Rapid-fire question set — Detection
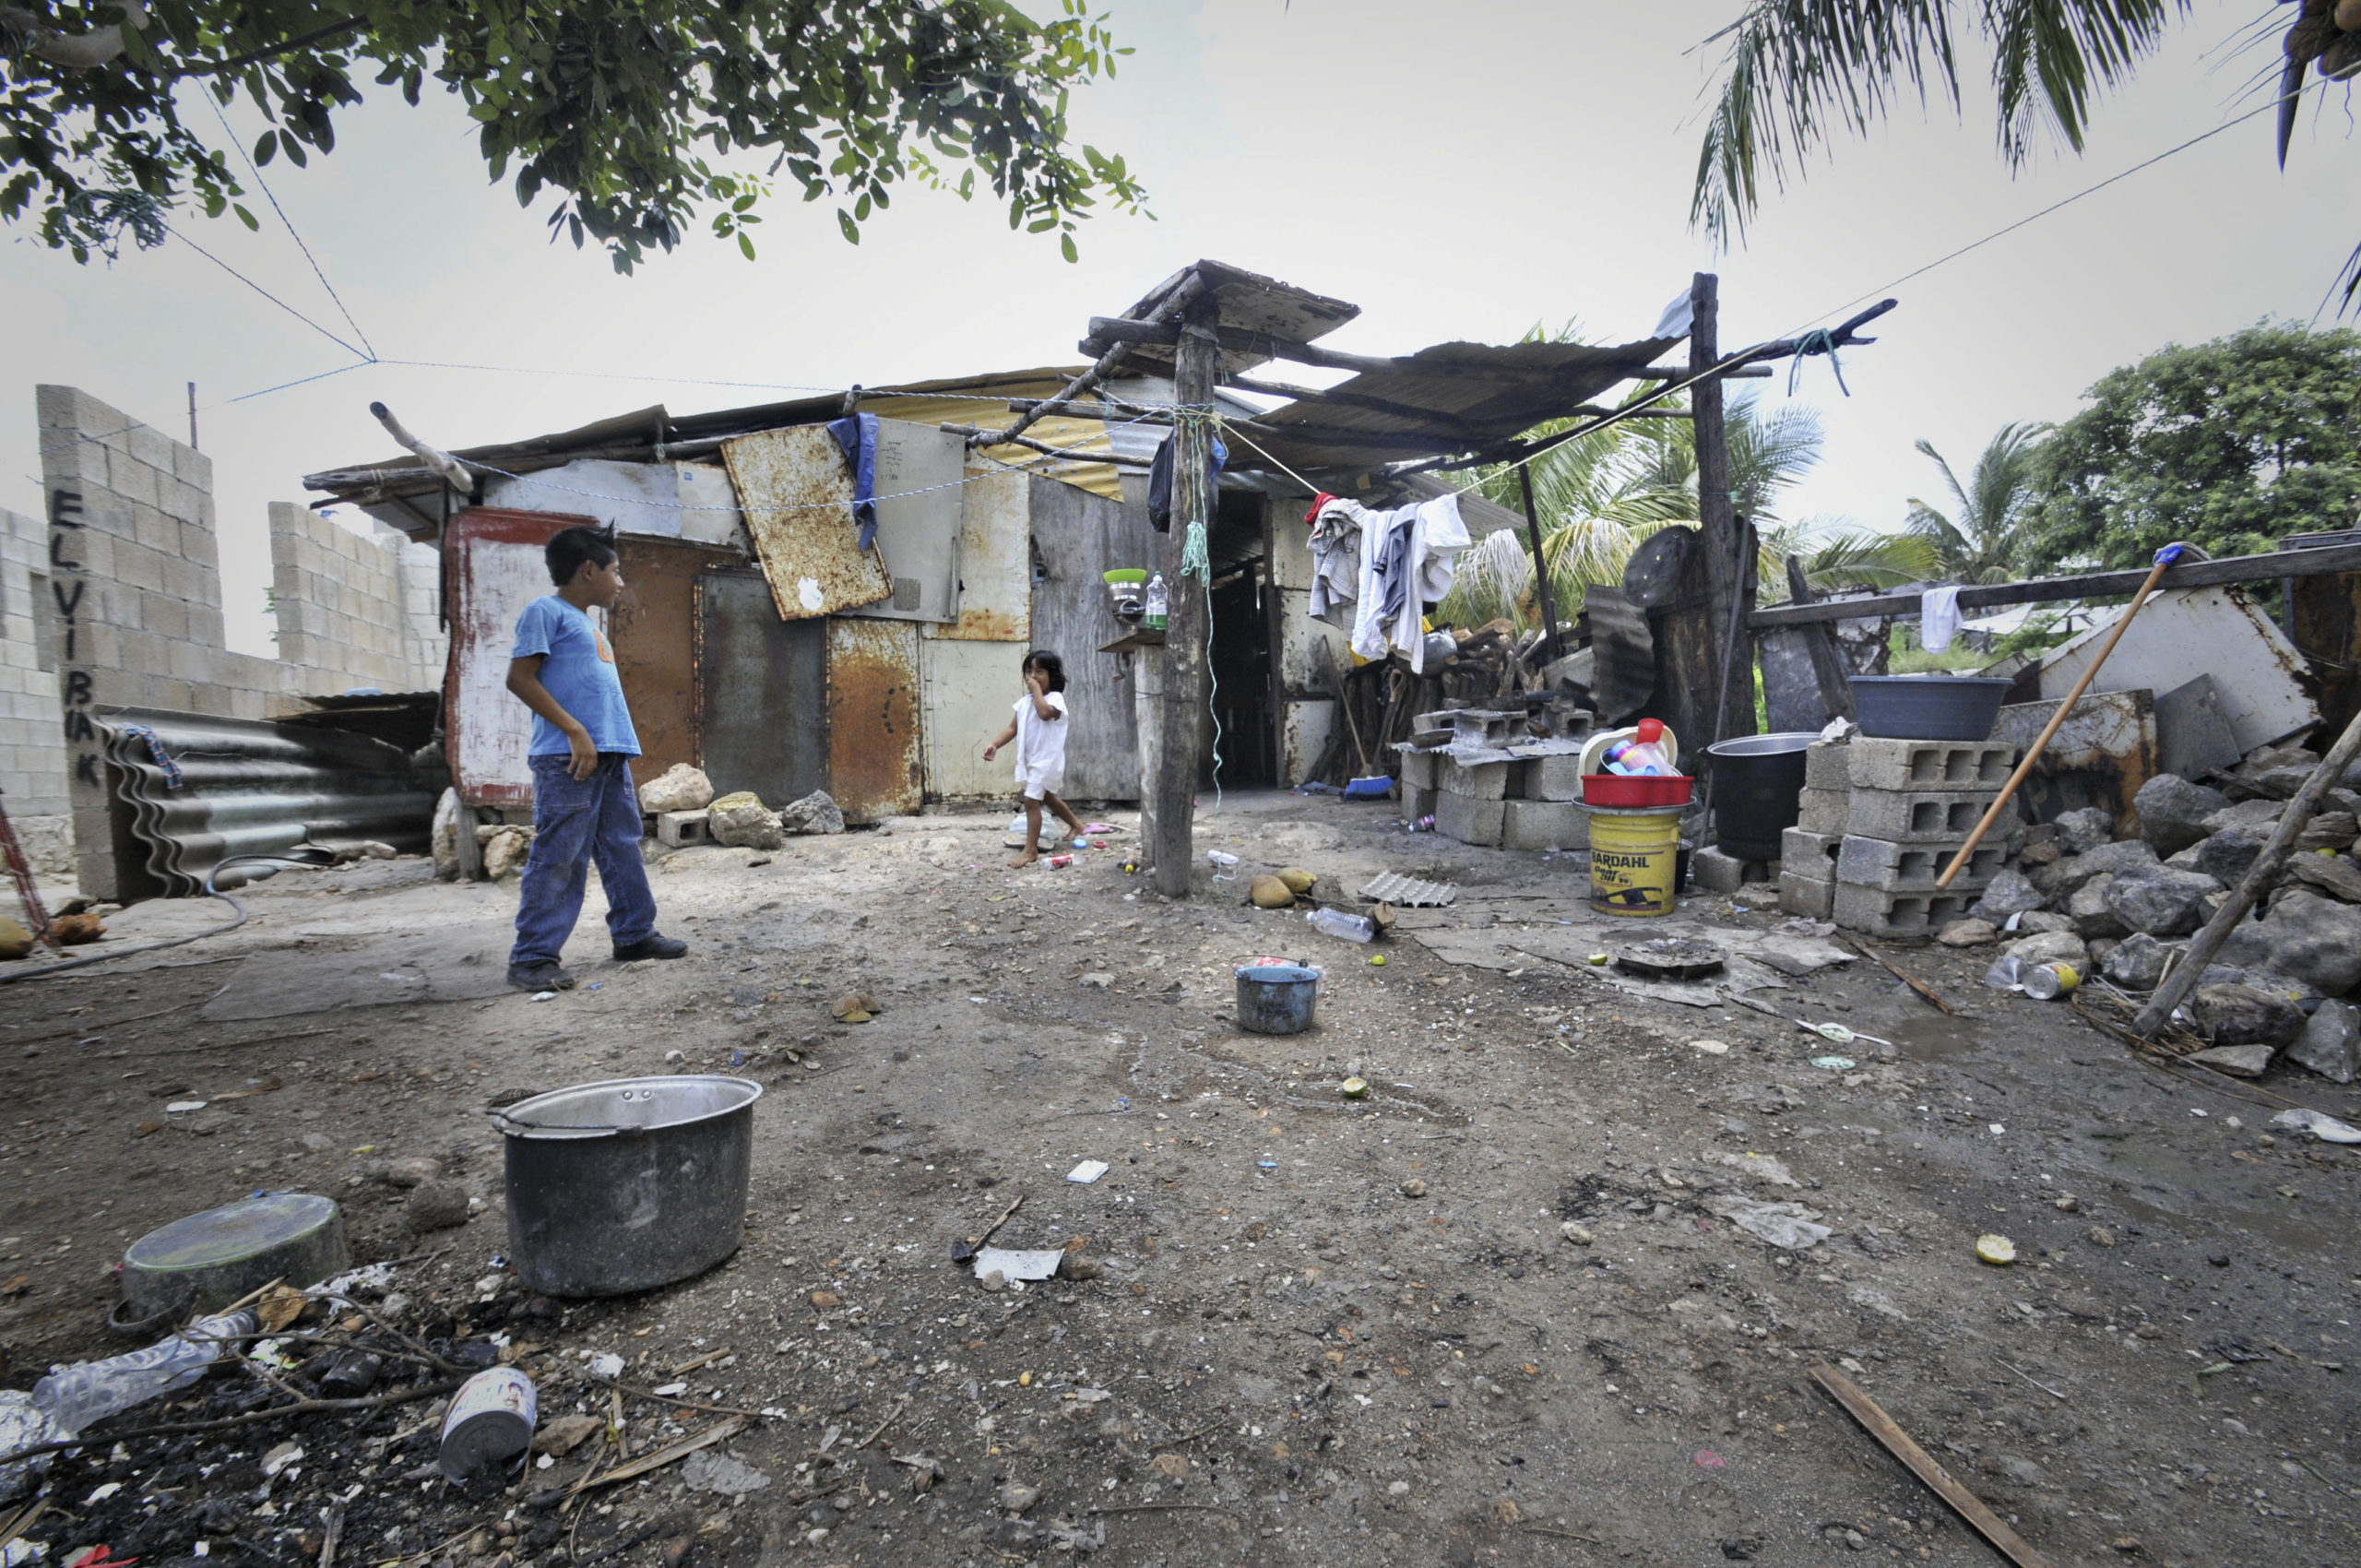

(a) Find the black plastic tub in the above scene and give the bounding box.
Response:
[493,1075,761,1297]
[1704,731,1817,861]
[1850,675,2014,741]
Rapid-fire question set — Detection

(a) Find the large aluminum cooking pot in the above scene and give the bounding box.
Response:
[491,1075,761,1297]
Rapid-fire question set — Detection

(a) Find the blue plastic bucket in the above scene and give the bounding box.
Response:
[1235,965,1320,1034]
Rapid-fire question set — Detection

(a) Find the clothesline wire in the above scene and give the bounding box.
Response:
[160,222,368,360]
[207,96,376,361]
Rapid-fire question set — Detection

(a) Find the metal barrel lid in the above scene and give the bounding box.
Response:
[123,1192,342,1277]
[490,1075,764,1141]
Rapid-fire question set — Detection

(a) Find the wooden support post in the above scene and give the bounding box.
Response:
[1152,294,1220,898]
[1517,466,1563,662]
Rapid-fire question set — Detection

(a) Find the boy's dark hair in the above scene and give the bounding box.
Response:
[1024,648,1067,695]
[547,525,618,586]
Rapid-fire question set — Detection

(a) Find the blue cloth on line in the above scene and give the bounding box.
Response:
[828,412,880,551]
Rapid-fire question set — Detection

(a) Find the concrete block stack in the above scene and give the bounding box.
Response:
[1502,750,1587,851]
[1781,736,2018,936]
[1396,708,1590,850]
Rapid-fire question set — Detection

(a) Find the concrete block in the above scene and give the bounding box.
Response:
[1834,834,2005,892]
[1781,826,1843,873]
[1778,871,1834,921]
[1402,784,1438,824]
[105,447,160,509]
[127,422,174,474]
[1833,882,1976,939]
[1502,798,1586,851]
[1797,786,1850,837]
[1844,787,2002,843]
[1694,844,1775,893]
[656,808,711,848]
[1520,752,1586,802]
[1434,790,1504,847]
[1846,737,2016,791]
[1437,754,1510,801]
[1804,741,1849,792]
[1398,748,1437,790]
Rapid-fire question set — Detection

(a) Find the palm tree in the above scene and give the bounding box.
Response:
[1904,422,2048,584]
[1687,4,2361,305]
[1757,518,1939,602]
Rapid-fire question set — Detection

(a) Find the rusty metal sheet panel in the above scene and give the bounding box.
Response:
[841,420,963,624]
[827,618,922,820]
[2033,587,2315,754]
[696,569,827,805]
[1992,689,2158,826]
[723,424,892,619]
[614,535,743,787]
[445,507,598,808]
[925,466,1031,643]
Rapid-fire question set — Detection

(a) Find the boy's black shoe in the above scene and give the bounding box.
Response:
[508,961,577,992]
[613,933,688,962]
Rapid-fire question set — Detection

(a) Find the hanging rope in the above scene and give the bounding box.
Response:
[1175,407,1218,581]
[1786,327,1849,398]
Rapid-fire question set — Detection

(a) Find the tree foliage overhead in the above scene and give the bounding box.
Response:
[0,0,1148,271]
[2023,321,2361,572]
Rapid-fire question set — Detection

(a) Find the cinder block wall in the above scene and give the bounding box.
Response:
[268,502,447,693]
[25,385,448,897]
[0,506,72,880]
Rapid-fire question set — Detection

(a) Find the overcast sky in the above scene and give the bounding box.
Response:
[5,1,2355,657]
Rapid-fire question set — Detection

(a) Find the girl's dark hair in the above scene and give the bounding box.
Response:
[547,525,618,586]
[1023,648,1067,694]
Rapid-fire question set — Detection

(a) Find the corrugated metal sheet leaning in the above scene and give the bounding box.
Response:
[99,707,437,895]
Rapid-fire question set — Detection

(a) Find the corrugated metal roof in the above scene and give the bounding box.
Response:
[99,707,436,896]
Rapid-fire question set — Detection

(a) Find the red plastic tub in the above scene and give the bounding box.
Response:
[1581,773,1694,808]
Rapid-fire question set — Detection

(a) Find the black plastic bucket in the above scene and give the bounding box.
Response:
[1704,731,1817,861]
[1849,676,2013,741]
[493,1075,761,1297]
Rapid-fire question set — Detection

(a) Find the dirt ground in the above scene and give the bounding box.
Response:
[2,790,2356,1568]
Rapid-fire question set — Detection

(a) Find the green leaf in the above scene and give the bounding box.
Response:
[1060,230,1077,263]
[253,131,278,167]
[837,208,860,244]
[232,203,259,231]
[738,231,756,260]
[281,137,307,168]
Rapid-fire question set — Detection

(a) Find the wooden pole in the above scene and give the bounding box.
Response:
[1811,1365,2058,1568]
[2132,696,2361,1037]
[1936,548,2182,888]
[995,275,1204,452]
[1152,293,1220,898]
[1516,465,1563,662]
[187,381,198,451]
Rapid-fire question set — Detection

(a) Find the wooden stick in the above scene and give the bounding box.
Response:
[1938,548,2183,889]
[6,1380,459,1458]
[317,1503,344,1568]
[565,1417,747,1497]
[2132,695,2361,1037]
[853,1394,910,1451]
[994,274,1203,450]
[668,1348,731,1377]
[1810,1363,2058,1568]
[1839,935,1954,1016]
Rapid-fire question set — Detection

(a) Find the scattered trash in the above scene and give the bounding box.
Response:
[1207,850,1240,881]
[31,1308,256,1438]
[1796,1021,1892,1050]
[1085,823,1119,836]
[1691,1039,1730,1055]
[1691,1450,1727,1469]
[1305,909,1376,943]
[972,1248,1062,1286]
[682,1450,772,1501]
[1343,777,1393,800]
[1810,1362,2052,1568]
[530,991,557,1003]
[1809,1055,1857,1071]
[1358,872,1455,908]
[1065,1160,1109,1184]
[587,1352,625,1380]
[2269,1108,2361,1144]
[832,993,878,1023]
[1046,854,1074,869]
[1611,937,1725,980]
[1257,1158,1279,1173]
[1235,963,1320,1035]
[1706,1195,1829,1249]
[1586,952,1608,966]
[0,1389,53,1499]
[1982,956,2078,998]
[1975,1234,2018,1266]
[438,1366,537,1480]
[1340,1076,1370,1099]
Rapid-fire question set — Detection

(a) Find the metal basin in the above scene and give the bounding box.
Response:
[492,1076,762,1298]
[1850,676,2014,741]
[1235,965,1320,1035]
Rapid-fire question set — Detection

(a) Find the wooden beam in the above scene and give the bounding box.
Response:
[1811,1365,2058,1568]
[936,422,1152,468]
[991,274,1204,450]
[1748,540,2361,629]
[1641,364,1773,380]
[1154,301,1221,898]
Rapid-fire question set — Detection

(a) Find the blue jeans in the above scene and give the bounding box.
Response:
[510,754,658,968]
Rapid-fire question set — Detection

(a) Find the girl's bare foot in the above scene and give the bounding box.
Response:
[1006,850,1038,869]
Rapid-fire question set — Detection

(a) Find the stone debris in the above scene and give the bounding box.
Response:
[637,763,715,814]
[709,791,788,850]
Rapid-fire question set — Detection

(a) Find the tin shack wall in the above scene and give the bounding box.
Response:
[1025,474,1159,802]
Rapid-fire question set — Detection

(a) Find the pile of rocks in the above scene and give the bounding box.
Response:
[1778,736,2021,937]
[1935,740,2361,1084]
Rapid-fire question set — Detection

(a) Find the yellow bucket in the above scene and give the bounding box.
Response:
[1586,805,1682,917]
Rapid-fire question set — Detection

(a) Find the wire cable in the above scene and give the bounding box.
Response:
[0,852,329,985]
[160,221,367,359]
[208,96,376,360]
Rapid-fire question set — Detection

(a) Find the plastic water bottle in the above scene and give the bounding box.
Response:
[1603,718,1674,777]
[32,1309,255,1437]
[1305,909,1376,944]
[1145,574,1169,632]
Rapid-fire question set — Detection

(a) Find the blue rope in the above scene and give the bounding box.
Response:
[1786,328,1850,398]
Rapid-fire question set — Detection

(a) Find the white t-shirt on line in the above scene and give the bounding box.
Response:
[1013,691,1069,800]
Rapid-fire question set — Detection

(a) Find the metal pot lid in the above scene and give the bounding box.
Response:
[491,1075,763,1140]
[124,1192,341,1276]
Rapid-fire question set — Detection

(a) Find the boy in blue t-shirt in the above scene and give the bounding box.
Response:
[503,526,687,990]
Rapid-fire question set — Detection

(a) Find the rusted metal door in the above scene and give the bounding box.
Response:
[613,536,743,786]
[695,570,827,806]
[444,507,599,808]
[826,618,923,820]
[723,424,894,619]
